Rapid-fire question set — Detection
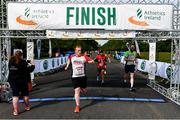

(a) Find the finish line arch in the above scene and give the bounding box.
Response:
[0,0,180,106]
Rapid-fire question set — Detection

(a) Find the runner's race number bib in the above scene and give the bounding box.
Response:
[75,67,84,76]
[99,60,104,67]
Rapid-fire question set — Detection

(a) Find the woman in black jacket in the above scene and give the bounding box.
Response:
[8,50,35,116]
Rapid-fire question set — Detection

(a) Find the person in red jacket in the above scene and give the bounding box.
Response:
[95,50,108,84]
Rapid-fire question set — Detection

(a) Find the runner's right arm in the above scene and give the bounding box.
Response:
[65,57,71,70]
[85,56,94,64]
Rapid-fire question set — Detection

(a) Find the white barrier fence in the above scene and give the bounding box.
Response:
[33,56,68,73]
[33,55,173,81]
[120,56,172,81]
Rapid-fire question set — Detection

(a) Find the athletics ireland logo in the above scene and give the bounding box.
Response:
[25,7,30,18]
[140,61,146,70]
[137,8,142,19]
[128,8,149,27]
[166,65,172,80]
[43,60,48,70]
[16,7,37,26]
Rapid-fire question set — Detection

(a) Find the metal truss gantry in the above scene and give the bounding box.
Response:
[0,0,180,105]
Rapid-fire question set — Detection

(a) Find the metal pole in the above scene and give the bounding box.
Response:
[27,39,36,86]
[148,39,156,81]
[1,0,4,28]
[0,38,2,83]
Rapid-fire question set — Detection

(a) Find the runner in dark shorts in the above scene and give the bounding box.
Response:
[125,65,135,73]
[65,45,94,113]
[72,76,87,89]
[124,45,137,92]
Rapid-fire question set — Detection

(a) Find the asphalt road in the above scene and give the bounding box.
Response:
[0,60,180,119]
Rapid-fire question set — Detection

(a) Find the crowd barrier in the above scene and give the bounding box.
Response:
[119,56,173,81]
[34,56,68,73]
[34,55,174,81]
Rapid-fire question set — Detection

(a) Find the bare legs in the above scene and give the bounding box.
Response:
[24,96,30,111]
[74,87,80,107]
[130,73,134,88]
[12,97,19,115]
[124,72,135,91]
[74,87,81,113]
[124,73,128,83]
[12,96,30,116]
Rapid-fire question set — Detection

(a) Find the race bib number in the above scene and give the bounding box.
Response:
[128,54,135,60]
[99,62,104,67]
[99,60,104,67]
[75,67,84,75]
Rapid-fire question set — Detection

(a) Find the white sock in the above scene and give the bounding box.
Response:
[130,79,134,88]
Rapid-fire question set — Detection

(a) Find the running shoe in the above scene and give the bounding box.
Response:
[97,76,99,81]
[129,87,136,92]
[123,80,127,87]
[25,106,30,111]
[74,106,80,113]
[101,80,104,84]
[123,80,127,83]
[13,111,18,116]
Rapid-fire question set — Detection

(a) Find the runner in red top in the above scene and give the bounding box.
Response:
[95,50,108,84]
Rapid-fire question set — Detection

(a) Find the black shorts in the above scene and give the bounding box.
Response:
[10,82,29,97]
[72,76,87,89]
[125,65,135,73]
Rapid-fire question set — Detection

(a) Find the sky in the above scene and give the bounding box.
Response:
[95,40,109,46]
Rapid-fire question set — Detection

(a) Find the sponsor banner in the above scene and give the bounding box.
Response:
[156,61,165,76]
[63,57,66,65]
[48,59,53,70]
[34,57,67,73]
[136,59,142,71]
[52,58,57,68]
[165,63,173,80]
[39,59,50,72]
[8,3,173,30]
[60,57,64,65]
[33,60,41,73]
[56,58,60,67]
[65,56,69,62]
[46,30,136,38]
[148,61,157,79]
[137,59,148,72]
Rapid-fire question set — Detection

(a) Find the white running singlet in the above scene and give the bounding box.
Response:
[69,54,92,78]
